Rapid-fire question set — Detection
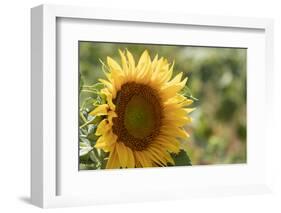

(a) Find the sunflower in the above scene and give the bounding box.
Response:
[90,49,194,169]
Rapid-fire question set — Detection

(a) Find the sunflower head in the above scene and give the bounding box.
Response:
[90,49,194,169]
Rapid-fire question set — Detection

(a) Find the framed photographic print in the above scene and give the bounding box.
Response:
[31,4,274,208]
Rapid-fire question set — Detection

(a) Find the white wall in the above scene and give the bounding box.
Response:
[0,0,280,212]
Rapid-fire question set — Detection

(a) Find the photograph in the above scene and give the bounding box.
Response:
[79,42,247,170]
[25,2,277,210]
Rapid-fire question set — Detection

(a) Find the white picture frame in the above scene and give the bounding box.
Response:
[31,4,274,208]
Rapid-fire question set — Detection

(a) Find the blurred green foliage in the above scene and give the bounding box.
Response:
[79,41,247,166]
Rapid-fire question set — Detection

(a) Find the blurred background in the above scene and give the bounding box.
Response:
[79,41,247,165]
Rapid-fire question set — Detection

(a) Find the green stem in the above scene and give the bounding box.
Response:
[82,85,100,88]
[80,111,88,123]
[80,119,94,129]
[81,89,97,94]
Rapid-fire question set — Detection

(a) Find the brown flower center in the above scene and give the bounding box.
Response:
[112,82,163,151]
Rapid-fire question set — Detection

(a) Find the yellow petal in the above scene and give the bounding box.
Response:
[153,64,171,84]
[99,78,112,89]
[165,98,193,111]
[155,136,180,153]
[153,57,164,73]
[152,58,171,83]
[126,147,135,168]
[152,144,175,164]
[99,79,117,98]
[161,78,187,100]
[96,119,110,136]
[145,149,166,166]
[184,108,196,114]
[89,104,108,116]
[95,131,117,150]
[125,50,136,81]
[164,152,175,165]
[155,62,175,84]
[107,110,117,125]
[169,72,183,84]
[134,152,144,167]
[95,136,109,150]
[164,101,193,112]
[137,52,152,83]
[116,142,128,168]
[164,107,189,118]
[135,151,151,168]
[103,90,115,111]
[126,50,135,70]
[140,66,153,84]
[118,50,129,77]
[110,69,124,91]
[164,94,189,105]
[137,50,149,70]
[180,99,193,107]
[107,56,122,71]
[163,116,192,126]
[160,126,190,139]
[106,145,120,169]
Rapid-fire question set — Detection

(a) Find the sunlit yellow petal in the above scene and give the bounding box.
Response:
[184,108,196,114]
[169,72,183,84]
[107,56,122,71]
[95,131,117,149]
[155,136,180,153]
[160,126,190,139]
[126,50,135,71]
[118,50,129,77]
[99,79,117,98]
[96,119,111,136]
[89,104,108,116]
[102,90,115,111]
[163,116,192,126]
[137,50,149,71]
[161,77,187,100]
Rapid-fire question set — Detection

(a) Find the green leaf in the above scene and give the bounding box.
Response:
[89,150,99,163]
[81,83,104,94]
[80,97,95,112]
[79,163,97,170]
[171,150,192,166]
[79,115,99,129]
[88,148,108,169]
[79,139,93,156]
[87,124,97,135]
[95,93,106,105]
[86,124,98,143]
[79,128,88,137]
[181,85,198,101]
